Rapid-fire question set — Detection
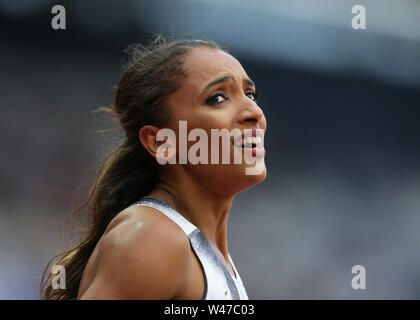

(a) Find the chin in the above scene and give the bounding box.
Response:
[196,161,267,195]
[231,162,267,193]
[246,163,267,184]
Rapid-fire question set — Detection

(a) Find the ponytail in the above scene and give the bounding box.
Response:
[40,134,156,299]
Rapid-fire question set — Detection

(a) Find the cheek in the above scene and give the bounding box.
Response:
[200,107,237,129]
[188,112,233,133]
[171,104,232,129]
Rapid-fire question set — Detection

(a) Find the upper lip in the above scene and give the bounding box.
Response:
[232,128,264,147]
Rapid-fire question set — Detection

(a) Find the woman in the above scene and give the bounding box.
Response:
[41,36,267,300]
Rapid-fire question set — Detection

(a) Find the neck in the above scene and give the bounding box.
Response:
[149,169,235,261]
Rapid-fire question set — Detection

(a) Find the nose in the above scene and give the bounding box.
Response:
[237,100,264,126]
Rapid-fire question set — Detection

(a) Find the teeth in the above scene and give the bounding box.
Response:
[240,136,263,147]
[233,134,264,147]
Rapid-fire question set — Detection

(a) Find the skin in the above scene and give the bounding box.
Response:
[77,47,267,299]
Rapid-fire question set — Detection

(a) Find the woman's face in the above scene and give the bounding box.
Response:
[164,46,267,195]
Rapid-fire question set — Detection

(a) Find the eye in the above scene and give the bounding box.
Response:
[245,90,259,102]
[206,91,228,106]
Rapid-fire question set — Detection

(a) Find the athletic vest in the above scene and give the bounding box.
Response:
[129,195,249,300]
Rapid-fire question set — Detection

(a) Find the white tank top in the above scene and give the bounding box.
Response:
[129,195,249,300]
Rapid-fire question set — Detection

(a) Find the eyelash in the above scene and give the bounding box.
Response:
[205,89,259,106]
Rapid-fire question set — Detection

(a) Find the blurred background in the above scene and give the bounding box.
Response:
[0,0,419,299]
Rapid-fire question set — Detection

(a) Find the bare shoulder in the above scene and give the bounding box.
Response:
[79,205,192,300]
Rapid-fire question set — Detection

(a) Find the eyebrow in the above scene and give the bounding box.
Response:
[201,75,256,94]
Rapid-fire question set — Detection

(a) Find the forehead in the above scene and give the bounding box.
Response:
[182,47,249,87]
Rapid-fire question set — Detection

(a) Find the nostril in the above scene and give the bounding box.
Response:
[244,118,257,123]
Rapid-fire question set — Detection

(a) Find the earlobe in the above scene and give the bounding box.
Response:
[139,125,177,164]
[138,125,160,157]
[155,127,177,164]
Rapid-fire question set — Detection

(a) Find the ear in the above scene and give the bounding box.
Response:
[138,125,177,163]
